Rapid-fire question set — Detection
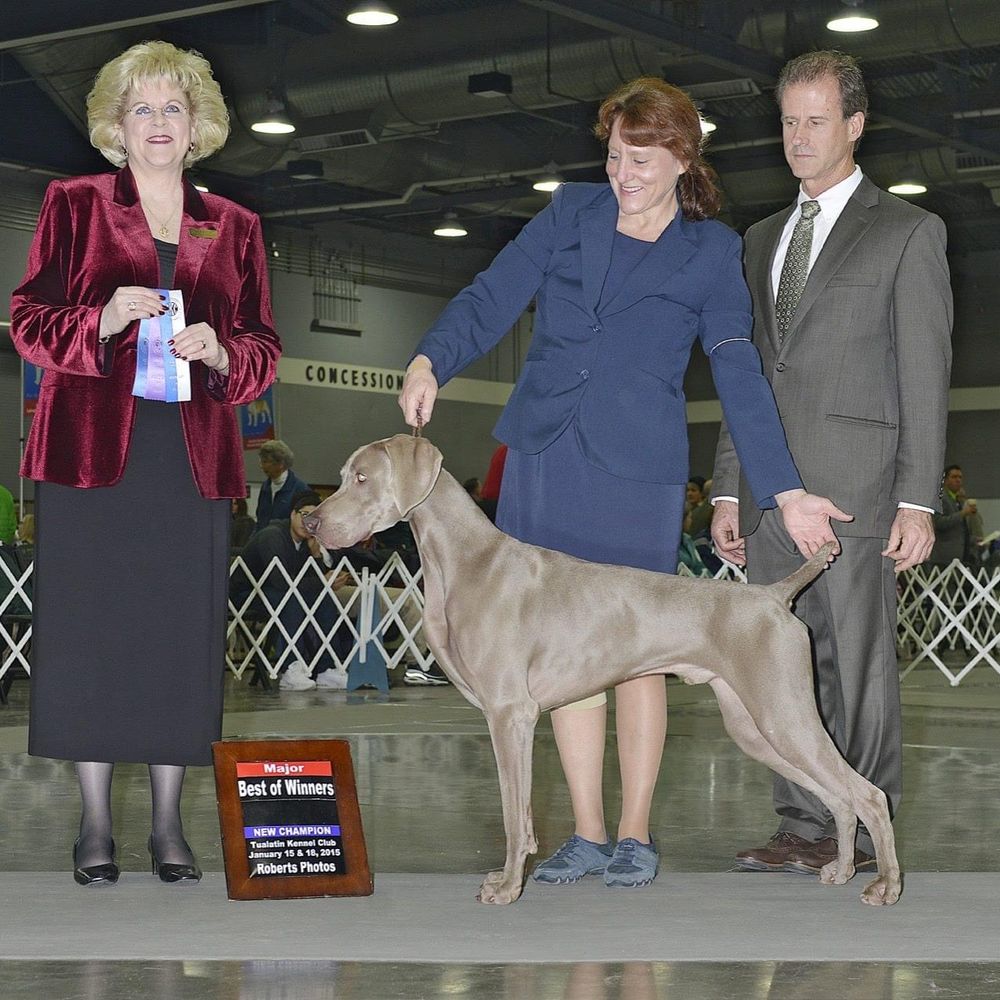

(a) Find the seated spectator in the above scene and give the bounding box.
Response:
[254,440,310,533]
[0,485,15,545]
[374,521,420,575]
[676,533,710,577]
[230,498,255,550]
[684,477,722,574]
[327,536,447,687]
[464,475,497,522]
[234,490,347,691]
[15,513,35,547]
[683,477,713,538]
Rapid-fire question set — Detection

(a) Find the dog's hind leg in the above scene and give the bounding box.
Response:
[477,701,541,905]
[710,679,901,905]
[708,680,859,877]
[832,767,902,906]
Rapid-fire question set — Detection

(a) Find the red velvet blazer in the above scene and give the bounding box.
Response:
[10,167,280,498]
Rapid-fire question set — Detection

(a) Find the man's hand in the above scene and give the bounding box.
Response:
[711,500,746,566]
[882,507,934,573]
[775,488,854,559]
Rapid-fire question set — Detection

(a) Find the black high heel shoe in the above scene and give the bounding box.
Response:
[73,838,120,886]
[148,835,202,883]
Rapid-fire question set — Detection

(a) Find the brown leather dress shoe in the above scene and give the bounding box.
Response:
[733,831,813,871]
[782,837,878,875]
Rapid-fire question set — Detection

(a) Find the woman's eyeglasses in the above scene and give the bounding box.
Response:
[125,102,188,119]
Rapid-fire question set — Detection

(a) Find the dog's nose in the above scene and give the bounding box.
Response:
[301,513,319,535]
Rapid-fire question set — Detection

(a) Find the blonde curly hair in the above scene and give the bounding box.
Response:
[87,40,230,168]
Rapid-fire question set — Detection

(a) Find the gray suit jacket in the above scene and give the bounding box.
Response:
[713,175,953,539]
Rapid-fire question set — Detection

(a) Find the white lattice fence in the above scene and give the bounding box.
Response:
[226,551,431,680]
[0,551,32,684]
[4,552,997,690]
[896,560,1000,685]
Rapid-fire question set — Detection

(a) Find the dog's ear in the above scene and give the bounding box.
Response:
[382,435,443,516]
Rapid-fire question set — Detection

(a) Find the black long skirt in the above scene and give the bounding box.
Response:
[28,399,230,766]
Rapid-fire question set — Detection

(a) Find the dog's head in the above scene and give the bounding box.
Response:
[302,434,443,549]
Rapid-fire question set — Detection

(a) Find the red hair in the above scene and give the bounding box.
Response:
[595,77,721,221]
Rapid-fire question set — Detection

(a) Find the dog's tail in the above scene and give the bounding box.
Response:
[768,541,837,609]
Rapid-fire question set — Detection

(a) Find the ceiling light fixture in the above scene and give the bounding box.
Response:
[433,211,468,238]
[699,117,717,136]
[888,156,930,196]
[192,181,210,193]
[468,71,513,98]
[532,163,565,193]
[346,2,399,26]
[888,173,928,196]
[286,158,324,180]
[887,179,927,196]
[826,0,879,32]
[251,94,295,135]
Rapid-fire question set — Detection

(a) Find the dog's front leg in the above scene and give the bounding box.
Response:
[477,704,540,905]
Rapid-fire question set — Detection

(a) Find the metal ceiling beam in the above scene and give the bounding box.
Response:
[521,0,1000,162]
[873,94,1000,162]
[519,0,781,85]
[0,0,275,50]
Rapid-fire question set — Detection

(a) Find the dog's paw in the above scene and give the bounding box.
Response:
[860,874,902,906]
[476,870,522,905]
[819,859,854,885]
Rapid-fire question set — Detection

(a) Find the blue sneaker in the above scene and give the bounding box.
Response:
[531,834,615,884]
[604,837,659,887]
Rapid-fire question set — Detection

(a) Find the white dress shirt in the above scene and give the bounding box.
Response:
[716,165,931,514]
[769,165,863,297]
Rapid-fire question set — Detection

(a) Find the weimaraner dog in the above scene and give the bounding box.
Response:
[304,434,901,907]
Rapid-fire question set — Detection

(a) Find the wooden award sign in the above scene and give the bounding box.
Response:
[212,739,373,900]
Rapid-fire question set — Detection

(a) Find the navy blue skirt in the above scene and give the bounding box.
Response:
[496,424,684,574]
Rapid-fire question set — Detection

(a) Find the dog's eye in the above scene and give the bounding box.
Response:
[356,473,367,484]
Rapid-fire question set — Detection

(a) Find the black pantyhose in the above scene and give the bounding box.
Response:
[149,763,196,866]
[74,761,114,868]
[74,761,196,868]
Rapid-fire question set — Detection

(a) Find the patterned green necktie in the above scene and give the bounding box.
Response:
[775,200,821,340]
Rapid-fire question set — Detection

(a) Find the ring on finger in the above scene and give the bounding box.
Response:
[127,301,137,311]
[200,340,207,350]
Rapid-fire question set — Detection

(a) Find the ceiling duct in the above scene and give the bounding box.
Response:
[956,153,1000,176]
[683,78,761,101]
[292,108,388,152]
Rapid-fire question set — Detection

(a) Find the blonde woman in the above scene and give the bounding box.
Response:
[11,41,280,885]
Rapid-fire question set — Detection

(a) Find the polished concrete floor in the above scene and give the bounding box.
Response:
[1,656,999,999]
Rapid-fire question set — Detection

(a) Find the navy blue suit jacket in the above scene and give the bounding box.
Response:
[416,183,800,506]
[254,470,310,532]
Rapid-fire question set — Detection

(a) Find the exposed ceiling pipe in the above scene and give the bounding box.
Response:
[0,0,272,50]
[234,34,657,137]
[262,159,603,219]
[721,146,985,208]
[735,0,1000,59]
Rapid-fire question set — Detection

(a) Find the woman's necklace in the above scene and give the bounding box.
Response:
[142,199,181,239]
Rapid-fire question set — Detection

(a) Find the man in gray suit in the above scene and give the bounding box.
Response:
[711,50,953,874]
